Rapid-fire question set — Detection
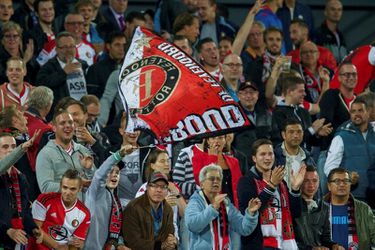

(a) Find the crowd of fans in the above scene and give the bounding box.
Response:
[1,0,375,249]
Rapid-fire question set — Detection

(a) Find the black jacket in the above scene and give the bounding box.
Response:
[319,89,351,150]
[271,103,319,148]
[294,199,336,250]
[233,102,272,164]
[36,57,88,114]
[85,56,119,98]
[0,173,38,249]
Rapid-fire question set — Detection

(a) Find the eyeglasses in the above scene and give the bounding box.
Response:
[206,176,222,182]
[340,72,357,78]
[329,178,351,185]
[224,63,243,68]
[300,50,318,55]
[57,45,76,50]
[148,183,168,190]
[4,34,20,40]
[66,21,84,26]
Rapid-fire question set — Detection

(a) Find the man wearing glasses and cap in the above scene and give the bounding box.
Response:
[122,171,176,250]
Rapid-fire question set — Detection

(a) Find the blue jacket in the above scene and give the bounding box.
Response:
[336,121,375,199]
[185,190,258,250]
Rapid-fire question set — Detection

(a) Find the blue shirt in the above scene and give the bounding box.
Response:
[151,203,164,237]
[331,204,348,249]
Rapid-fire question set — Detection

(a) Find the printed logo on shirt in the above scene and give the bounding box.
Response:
[72,219,79,228]
[49,225,68,241]
[332,216,348,225]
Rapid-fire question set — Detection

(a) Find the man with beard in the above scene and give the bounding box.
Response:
[325,99,375,202]
[245,27,289,108]
[287,19,336,70]
[35,109,96,197]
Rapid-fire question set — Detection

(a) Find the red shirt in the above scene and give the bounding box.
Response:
[32,193,91,250]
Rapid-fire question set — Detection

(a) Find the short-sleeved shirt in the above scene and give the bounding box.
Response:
[32,192,91,249]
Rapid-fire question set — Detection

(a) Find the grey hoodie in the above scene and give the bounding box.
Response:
[36,140,96,194]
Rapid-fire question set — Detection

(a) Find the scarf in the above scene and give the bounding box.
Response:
[104,188,123,249]
[299,64,321,104]
[328,194,359,250]
[254,179,298,249]
[7,166,24,230]
[262,51,277,83]
[200,191,230,250]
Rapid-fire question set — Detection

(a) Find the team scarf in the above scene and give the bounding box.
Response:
[5,167,24,230]
[105,187,123,246]
[261,51,277,83]
[118,27,251,144]
[254,179,298,249]
[200,191,230,250]
[298,64,322,104]
[328,194,359,250]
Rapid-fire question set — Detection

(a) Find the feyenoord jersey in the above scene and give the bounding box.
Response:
[76,41,96,66]
[32,193,91,249]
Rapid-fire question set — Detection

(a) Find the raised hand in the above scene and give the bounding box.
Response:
[270,165,286,187]
[317,123,333,137]
[212,193,227,210]
[247,198,261,215]
[119,144,136,157]
[79,154,94,169]
[23,39,34,63]
[350,171,359,185]
[312,118,325,133]
[250,0,265,15]
[290,164,307,191]
[22,129,41,150]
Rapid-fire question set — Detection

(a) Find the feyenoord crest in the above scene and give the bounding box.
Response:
[120,56,179,115]
[119,27,252,143]
[72,219,79,228]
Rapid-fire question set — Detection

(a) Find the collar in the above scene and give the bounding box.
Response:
[109,6,124,19]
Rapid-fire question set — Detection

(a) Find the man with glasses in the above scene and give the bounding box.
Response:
[318,62,357,193]
[64,13,96,66]
[185,163,261,249]
[221,54,243,102]
[36,31,89,116]
[122,171,177,250]
[324,99,375,202]
[325,168,375,249]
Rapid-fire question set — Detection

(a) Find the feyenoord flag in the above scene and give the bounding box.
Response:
[118,27,252,143]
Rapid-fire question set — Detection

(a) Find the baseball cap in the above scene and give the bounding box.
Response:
[238,81,258,91]
[148,171,169,185]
